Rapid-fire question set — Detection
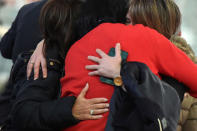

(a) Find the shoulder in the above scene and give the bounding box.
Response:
[95,23,126,32]
[131,24,171,47]
[140,25,167,41]
[127,24,161,36]
[83,23,126,39]
[20,0,47,11]
[17,0,47,16]
[129,24,160,37]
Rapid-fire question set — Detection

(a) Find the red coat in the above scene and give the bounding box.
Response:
[61,23,197,131]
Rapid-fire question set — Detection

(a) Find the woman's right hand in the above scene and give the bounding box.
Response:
[85,43,122,79]
[72,83,109,120]
[27,39,48,80]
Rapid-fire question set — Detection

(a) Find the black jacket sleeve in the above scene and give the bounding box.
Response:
[10,55,79,131]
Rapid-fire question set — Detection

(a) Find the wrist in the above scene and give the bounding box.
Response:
[113,65,122,86]
[72,110,80,121]
[112,66,121,79]
[37,39,44,48]
[113,76,123,87]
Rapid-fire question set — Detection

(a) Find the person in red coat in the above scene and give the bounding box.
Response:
[60,0,197,131]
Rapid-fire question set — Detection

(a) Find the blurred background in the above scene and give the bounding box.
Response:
[0,0,197,89]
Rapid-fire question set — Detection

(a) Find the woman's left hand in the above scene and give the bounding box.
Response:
[85,43,122,79]
[27,39,47,80]
[72,83,109,120]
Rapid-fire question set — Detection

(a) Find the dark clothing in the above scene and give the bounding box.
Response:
[0,0,47,126]
[1,49,79,131]
[161,74,189,102]
[0,79,13,126]
[105,62,180,131]
[0,0,47,62]
[0,1,80,130]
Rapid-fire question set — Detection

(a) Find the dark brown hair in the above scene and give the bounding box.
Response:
[40,0,82,58]
[128,0,181,39]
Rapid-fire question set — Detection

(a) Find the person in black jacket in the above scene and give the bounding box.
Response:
[6,0,129,130]
[0,0,111,130]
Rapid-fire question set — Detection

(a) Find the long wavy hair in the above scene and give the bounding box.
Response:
[128,0,181,39]
[40,0,82,58]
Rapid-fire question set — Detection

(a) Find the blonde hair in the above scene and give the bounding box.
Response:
[170,35,197,64]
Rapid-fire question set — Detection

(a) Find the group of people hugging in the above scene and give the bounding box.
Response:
[0,0,197,131]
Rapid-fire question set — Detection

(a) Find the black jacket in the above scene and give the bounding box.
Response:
[0,0,47,62]
[105,62,181,131]
[0,1,80,130]
[1,48,79,131]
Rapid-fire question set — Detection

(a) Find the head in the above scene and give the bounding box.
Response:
[40,0,82,58]
[74,0,129,39]
[40,0,129,58]
[127,0,181,39]
[170,36,197,63]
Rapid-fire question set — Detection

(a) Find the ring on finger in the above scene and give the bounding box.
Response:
[90,109,94,115]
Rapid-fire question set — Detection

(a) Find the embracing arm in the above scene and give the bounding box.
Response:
[152,33,197,97]
[86,37,197,98]
[11,69,78,130]
[12,62,108,130]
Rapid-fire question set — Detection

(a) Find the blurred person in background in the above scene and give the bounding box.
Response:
[178,92,197,131]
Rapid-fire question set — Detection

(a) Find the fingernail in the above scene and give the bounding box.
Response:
[116,43,120,46]
[86,83,89,86]
[104,109,109,111]
[106,104,109,107]
[104,98,108,102]
[43,75,47,78]
[34,77,38,80]
[98,115,103,118]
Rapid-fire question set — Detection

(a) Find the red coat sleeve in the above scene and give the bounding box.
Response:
[151,31,197,97]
